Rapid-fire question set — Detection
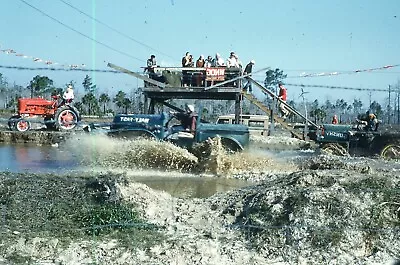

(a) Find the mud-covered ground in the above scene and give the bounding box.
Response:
[0,135,400,264]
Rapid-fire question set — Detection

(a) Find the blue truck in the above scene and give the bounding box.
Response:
[86,111,250,153]
[315,123,400,159]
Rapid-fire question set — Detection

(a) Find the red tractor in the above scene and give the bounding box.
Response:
[8,96,81,132]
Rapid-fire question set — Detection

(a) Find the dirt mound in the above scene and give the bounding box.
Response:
[300,154,371,173]
[215,170,400,264]
[0,172,163,264]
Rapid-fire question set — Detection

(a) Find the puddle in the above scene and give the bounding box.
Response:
[133,176,252,198]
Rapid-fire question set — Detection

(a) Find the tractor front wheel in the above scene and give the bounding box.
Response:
[8,115,20,131]
[14,119,31,132]
[381,144,400,160]
[55,106,79,131]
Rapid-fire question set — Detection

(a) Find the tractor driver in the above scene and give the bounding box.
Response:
[63,85,74,105]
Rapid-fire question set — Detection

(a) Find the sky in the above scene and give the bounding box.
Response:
[1,0,400,107]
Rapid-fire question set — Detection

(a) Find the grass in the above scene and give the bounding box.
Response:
[0,171,164,250]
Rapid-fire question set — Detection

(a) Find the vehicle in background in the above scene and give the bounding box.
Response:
[8,96,81,132]
[216,114,269,136]
[316,122,400,159]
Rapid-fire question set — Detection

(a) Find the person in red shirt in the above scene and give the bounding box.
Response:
[278,83,289,119]
[332,115,338,124]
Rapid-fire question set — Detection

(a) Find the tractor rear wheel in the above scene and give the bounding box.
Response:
[381,143,400,160]
[14,119,31,132]
[55,106,79,131]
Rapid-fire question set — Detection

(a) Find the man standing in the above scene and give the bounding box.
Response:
[145,55,157,74]
[242,60,255,92]
[278,83,290,119]
[182,52,193,86]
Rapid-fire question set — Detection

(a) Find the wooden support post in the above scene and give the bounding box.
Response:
[235,94,241,124]
[268,109,274,136]
[149,99,155,114]
[144,96,149,114]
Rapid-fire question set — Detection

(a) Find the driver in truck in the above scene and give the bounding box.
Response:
[357,111,380,131]
[182,104,197,134]
[174,104,197,135]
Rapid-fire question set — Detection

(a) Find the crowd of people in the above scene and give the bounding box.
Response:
[180,51,243,69]
[144,52,256,88]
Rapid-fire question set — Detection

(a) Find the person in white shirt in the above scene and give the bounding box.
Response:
[213,53,225,66]
[205,55,213,67]
[227,52,240,68]
[63,85,74,104]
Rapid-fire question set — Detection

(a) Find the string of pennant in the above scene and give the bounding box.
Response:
[1,44,399,78]
[0,46,86,69]
[293,64,400,78]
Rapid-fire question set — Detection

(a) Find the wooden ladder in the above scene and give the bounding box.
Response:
[241,92,305,140]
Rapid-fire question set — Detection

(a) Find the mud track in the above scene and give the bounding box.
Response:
[0,135,399,264]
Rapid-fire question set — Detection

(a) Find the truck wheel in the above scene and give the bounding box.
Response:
[220,138,242,153]
[321,143,348,156]
[14,119,31,132]
[381,144,400,160]
[55,106,78,130]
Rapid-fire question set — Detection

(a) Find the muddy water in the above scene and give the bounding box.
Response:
[0,143,79,172]
[0,142,251,198]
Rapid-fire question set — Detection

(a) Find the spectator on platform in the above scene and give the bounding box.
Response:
[242,60,255,92]
[182,52,193,67]
[227,52,240,68]
[145,54,157,74]
[195,55,205,86]
[205,55,213,67]
[182,52,193,86]
[213,53,225,67]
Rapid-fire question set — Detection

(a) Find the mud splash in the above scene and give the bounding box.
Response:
[65,134,198,172]
[63,135,297,177]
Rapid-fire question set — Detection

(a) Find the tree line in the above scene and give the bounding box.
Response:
[0,73,144,116]
[0,70,399,125]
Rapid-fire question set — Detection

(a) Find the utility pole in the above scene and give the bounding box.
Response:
[388,85,391,124]
[397,87,400,124]
[368,91,372,108]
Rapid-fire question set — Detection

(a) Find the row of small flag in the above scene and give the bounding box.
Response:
[0,46,86,69]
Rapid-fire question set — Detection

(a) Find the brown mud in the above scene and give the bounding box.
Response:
[0,135,399,264]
